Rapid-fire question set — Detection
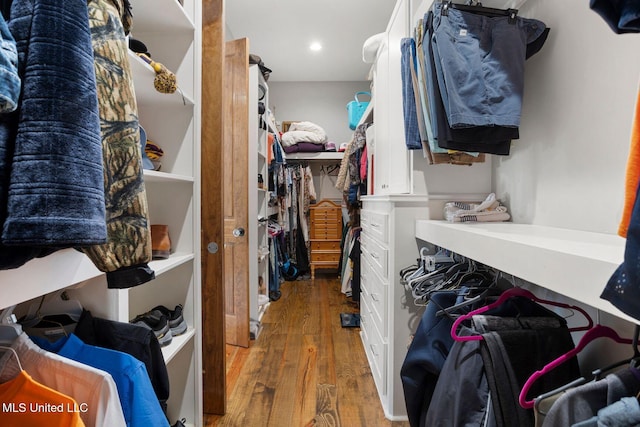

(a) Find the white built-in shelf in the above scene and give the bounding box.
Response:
[414,220,637,324]
[0,251,195,310]
[143,169,195,183]
[148,253,195,275]
[285,152,344,161]
[162,327,196,363]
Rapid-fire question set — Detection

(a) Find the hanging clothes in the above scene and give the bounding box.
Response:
[0,370,86,427]
[424,297,579,427]
[0,11,18,113]
[73,309,170,416]
[0,0,106,269]
[431,3,547,129]
[81,0,155,289]
[540,368,640,426]
[590,0,640,34]
[31,333,169,427]
[0,333,126,427]
[617,87,640,238]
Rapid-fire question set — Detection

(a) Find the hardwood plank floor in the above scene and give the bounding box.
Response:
[205,274,410,427]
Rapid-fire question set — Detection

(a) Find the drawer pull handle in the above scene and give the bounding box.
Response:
[371,223,380,228]
[370,252,379,259]
[371,293,380,302]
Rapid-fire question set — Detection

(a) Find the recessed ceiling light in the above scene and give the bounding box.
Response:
[309,42,322,52]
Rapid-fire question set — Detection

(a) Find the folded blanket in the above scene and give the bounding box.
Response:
[281,121,327,147]
[283,141,325,153]
[0,0,106,269]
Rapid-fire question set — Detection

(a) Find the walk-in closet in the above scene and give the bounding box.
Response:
[2,0,640,426]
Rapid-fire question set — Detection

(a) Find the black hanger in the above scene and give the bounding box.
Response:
[441,1,518,23]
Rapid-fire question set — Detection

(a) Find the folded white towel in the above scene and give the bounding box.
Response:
[444,193,510,223]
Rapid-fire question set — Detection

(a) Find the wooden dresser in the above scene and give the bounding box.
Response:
[309,199,343,279]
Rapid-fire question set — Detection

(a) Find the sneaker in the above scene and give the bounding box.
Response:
[148,305,188,336]
[131,313,173,347]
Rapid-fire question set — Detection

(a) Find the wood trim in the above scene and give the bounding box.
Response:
[201,0,226,415]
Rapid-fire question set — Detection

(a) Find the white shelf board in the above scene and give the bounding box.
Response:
[0,250,196,310]
[0,250,101,308]
[143,169,195,183]
[285,152,344,161]
[414,220,637,323]
[149,253,194,276]
[162,327,196,363]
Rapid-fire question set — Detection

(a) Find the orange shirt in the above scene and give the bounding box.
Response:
[0,370,85,427]
[619,88,640,237]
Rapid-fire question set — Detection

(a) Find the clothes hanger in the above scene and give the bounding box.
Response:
[440,0,519,22]
[0,345,23,372]
[0,306,23,346]
[519,324,633,408]
[435,270,506,317]
[450,287,594,342]
[20,291,83,328]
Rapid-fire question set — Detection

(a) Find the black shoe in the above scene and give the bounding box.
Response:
[131,313,173,346]
[148,305,188,336]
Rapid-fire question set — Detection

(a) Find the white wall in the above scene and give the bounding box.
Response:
[493,0,640,234]
[269,81,371,144]
[492,0,640,367]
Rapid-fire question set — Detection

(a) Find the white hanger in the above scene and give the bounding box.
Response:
[0,345,23,371]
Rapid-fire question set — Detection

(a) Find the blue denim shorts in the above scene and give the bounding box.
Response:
[432,3,546,128]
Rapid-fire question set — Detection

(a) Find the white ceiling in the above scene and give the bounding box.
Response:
[224,0,397,82]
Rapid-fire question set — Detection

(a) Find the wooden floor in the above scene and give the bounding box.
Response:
[204,274,410,427]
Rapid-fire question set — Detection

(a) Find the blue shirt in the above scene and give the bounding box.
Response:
[31,333,169,427]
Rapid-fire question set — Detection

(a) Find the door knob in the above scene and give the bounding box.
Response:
[232,227,245,237]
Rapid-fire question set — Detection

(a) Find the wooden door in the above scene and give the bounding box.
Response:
[223,38,250,347]
[202,0,226,413]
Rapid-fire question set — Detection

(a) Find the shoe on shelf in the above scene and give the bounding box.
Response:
[151,224,171,260]
[131,313,173,347]
[148,304,188,336]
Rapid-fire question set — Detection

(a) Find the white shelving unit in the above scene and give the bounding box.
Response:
[0,0,203,425]
[249,65,271,325]
[415,220,635,324]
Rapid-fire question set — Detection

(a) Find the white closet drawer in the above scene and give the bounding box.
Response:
[360,297,387,398]
[361,234,388,279]
[361,258,388,337]
[362,210,389,244]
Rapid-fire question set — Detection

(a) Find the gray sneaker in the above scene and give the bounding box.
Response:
[149,304,188,336]
[131,313,173,347]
